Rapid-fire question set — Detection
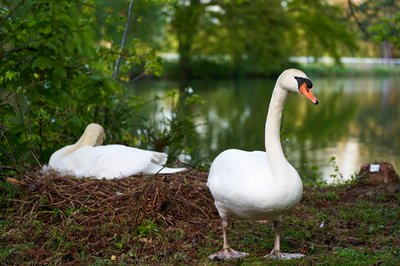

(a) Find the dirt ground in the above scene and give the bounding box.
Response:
[1,167,400,265]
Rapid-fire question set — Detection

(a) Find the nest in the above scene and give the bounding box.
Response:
[29,170,215,224]
[4,169,220,264]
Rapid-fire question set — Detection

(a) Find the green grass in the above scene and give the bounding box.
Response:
[301,64,400,78]
[1,173,400,265]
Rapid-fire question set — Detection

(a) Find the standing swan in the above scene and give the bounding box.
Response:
[207,69,319,260]
[47,123,186,179]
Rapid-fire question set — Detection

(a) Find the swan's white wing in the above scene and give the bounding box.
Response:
[104,146,186,175]
[56,145,154,179]
[207,149,278,219]
[48,145,74,169]
[110,146,168,165]
[52,144,185,179]
[208,149,273,188]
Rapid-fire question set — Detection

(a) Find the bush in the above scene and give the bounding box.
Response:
[0,1,200,175]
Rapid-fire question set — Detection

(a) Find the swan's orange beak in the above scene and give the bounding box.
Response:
[299,82,319,105]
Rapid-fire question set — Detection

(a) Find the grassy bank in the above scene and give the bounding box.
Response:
[1,170,400,265]
[152,60,400,80]
[301,64,400,78]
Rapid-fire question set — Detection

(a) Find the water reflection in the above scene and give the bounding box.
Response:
[129,76,400,184]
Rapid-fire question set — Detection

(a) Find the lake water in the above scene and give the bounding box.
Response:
[129,76,400,184]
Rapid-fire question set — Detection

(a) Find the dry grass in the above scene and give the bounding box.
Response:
[1,169,220,265]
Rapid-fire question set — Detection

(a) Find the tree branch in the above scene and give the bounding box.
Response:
[112,0,134,80]
[347,0,369,37]
[0,0,27,23]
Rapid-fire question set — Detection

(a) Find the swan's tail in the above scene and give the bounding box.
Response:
[151,152,168,165]
[158,166,187,174]
[142,162,187,175]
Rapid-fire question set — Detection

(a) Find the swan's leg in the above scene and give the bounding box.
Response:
[208,217,249,261]
[269,220,282,257]
[222,217,229,249]
[264,218,305,260]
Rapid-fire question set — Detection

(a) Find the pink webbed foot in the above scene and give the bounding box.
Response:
[208,248,249,261]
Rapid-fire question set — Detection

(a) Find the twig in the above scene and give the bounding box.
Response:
[131,72,147,81]
[54,184,99,253]
[30,150,42,168]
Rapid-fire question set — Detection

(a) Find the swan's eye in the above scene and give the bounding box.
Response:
[306,79,313,89]
[294,77,313,89]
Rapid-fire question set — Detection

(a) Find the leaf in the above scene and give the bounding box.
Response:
[53,66,67,79]
[32,57,53,70]
[1,71,20,83]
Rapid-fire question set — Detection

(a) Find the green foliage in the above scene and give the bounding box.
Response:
[329,156,344,183]
[0,182,21,209]
[369,11,400,48]
[288,0,357,61]
[93,1,164,81]
[136,219,159,237]
[168,0,293,78]
[140,88,203,163]
[0,0,189,173]
[166,0,358,78]
[350,0,400,50]
[0,1,110,166]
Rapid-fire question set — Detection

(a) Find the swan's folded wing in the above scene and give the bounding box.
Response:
[105,145,168,166]
[59,145,154,179]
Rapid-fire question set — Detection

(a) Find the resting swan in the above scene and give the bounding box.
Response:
[207,69,319,260]
[47,123,186,179]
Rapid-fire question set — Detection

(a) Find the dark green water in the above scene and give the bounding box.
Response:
[129,76,400,183]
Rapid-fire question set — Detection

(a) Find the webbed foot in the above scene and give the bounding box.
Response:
[264,250,305,260]
[208,248,249,261]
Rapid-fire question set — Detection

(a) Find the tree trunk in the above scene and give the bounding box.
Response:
[382,41,392,66]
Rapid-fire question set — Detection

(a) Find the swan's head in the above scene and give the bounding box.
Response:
[80,123,106,146]
[277,69,319,105]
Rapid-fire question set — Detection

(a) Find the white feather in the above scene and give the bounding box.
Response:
[46,123,186,179]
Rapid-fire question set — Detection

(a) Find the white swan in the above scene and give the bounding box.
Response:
[207,69,319,260]
[47,123,186,179]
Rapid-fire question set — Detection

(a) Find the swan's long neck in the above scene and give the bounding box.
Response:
[265,85,289,178]
[49,126,103,166]
[76,129,101,147]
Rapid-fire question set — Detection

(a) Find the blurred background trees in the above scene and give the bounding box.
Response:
[347,0,400,58]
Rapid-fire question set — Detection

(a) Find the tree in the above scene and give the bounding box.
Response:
[167,0,292,78]
[169,0,205,79]
[206,0,292,76]
[347,0,400,58]
[287,0,357,62]
[94,0,165,80]
[167,0,358,78]
[0,0,153,169]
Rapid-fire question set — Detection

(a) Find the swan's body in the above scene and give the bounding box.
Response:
[47,123,186,179]
[209,150,302,221]
[207,69,319,260]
